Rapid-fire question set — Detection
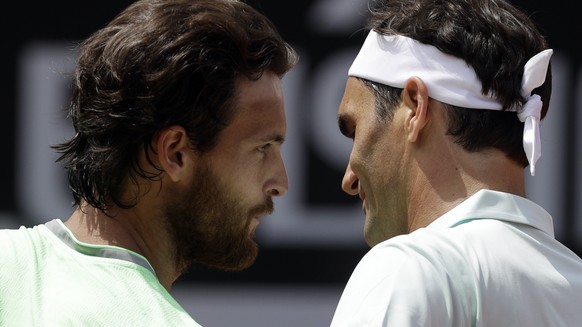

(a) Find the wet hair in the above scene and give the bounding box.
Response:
[360,0,551,166]
[53,0,298,211]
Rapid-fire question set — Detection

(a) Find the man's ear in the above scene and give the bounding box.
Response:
[402,76,429,143]
[156,126,194,182]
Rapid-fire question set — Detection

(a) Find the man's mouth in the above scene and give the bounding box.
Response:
[359,187,367,214]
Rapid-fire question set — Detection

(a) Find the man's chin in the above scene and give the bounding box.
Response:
[229,240,259,271]
[209,252,258,272]
[194,238,259,272]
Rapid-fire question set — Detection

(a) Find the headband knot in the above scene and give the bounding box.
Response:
[348,30,553,176]
[517,95,542,176]
[517,49,553,176]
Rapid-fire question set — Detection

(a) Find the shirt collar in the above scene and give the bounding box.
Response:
[426,189,554,236]
[45,219,157,277]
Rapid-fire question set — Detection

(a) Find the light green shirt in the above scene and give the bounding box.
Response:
[0,219,202,326]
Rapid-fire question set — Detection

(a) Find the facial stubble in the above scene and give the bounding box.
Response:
[164,163,273,274]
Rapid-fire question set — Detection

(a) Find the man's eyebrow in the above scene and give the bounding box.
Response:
[259,133,285,144]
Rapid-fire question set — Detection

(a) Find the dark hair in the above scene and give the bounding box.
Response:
[53,0,298,211]
[361,0,551,166]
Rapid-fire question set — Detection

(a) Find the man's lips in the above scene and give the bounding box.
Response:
[359,187,367,214]
[250,199,274,219]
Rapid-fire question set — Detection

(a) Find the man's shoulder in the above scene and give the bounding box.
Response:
[360,226,483,282]
[0,222,50,255]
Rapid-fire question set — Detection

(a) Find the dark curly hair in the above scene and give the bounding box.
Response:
[360,0,551,167]
[52,0,298,212]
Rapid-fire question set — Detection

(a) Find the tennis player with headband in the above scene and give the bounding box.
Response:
[331,0,582,326]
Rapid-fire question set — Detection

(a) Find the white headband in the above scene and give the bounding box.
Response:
[349,30,553,176]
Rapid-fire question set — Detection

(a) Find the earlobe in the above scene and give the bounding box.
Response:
[156,126,192,182]
[402,77,429,142]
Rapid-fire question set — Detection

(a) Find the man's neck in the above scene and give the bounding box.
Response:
[63,203,178,291]
[406,146,526,233]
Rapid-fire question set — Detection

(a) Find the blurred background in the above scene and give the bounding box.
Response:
[2,0,580,325]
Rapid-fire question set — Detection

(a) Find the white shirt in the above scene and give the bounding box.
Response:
[331,189,582,326]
